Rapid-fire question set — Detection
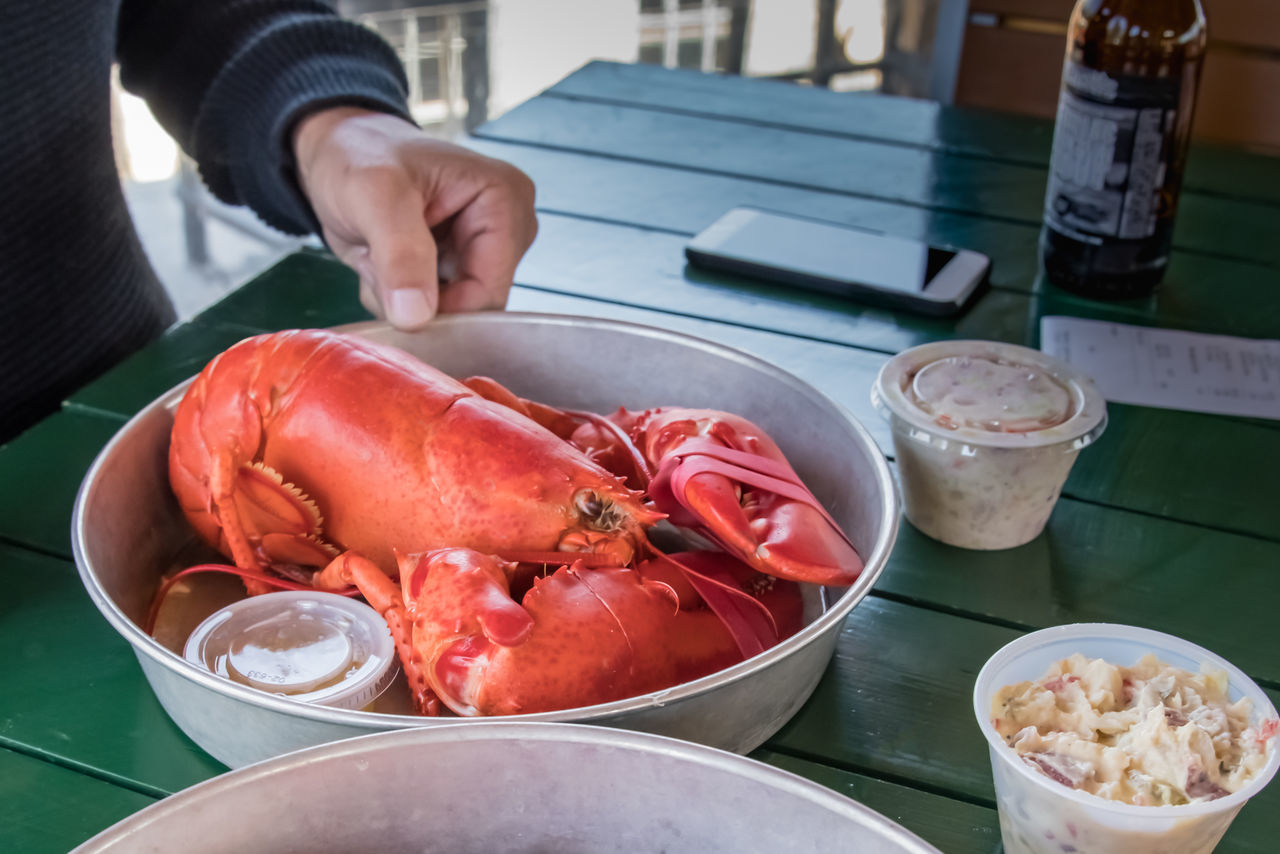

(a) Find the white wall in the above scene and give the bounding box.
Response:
[743,0,817,77]
[488,0,641,116]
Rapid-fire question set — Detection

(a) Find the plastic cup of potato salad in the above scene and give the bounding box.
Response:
[871,340,1106,550]
[974,623,1280,854]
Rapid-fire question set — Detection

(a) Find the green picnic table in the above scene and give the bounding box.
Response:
[3,61,1278,852]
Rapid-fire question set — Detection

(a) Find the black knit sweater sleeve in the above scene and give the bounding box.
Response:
[116,0,412,235]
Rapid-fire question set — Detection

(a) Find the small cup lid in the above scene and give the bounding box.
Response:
[184,591,397,709]
[873,340,1107,451]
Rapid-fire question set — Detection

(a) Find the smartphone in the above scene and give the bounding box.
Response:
[685,207,990,316]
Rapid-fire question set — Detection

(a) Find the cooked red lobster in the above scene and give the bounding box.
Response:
[166,328,862,715]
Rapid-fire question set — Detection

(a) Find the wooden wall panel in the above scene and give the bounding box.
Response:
[955,3,1280,149]
[1194,49,1280,148]
[968,0,1073,22]
[967,0,1280,50]
[953,25,1062,120]
[1205,0,1280,49]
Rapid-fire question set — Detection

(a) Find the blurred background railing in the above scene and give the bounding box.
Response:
[113,0,1280,319]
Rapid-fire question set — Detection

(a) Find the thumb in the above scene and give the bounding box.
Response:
[360,188,440,330]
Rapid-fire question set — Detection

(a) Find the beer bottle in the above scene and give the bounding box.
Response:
[1039,0,1207,299]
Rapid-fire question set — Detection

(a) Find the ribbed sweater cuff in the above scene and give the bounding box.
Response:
[192,17,412,236]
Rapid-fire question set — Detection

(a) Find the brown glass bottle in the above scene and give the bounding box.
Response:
[1040,0,1207,300]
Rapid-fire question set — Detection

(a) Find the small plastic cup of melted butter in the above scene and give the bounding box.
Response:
[184,591,398,710]
[974,624,1280,854]
[872,340,1106,550]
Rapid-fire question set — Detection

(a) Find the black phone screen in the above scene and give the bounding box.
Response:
[702,210,958,293]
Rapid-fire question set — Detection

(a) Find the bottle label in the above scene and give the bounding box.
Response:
[1043,60,1181,244]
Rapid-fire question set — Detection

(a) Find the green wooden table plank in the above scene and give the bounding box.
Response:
[879,497,1280,687]
[0,543,227,792]
[549,61,1280,207]
[65,253,370,419]
[469,138,1280,339]
[518,212,1037,352]
[65,319,264,419]
[467,136,1045,290]
[475,96,1280,268]
[752,749,1001,854]
[0,411,123,558]
[0,748,158,854]
[192,248,372,332]
[1063,403,1280,540]
[768,597,1280,853]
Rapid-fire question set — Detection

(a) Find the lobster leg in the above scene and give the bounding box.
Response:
[193,460,337,595]
[312,552,443,715]
[635,551,805,647]
[460,376,584,441]
[169,337,339,593]
[461,376,652,489]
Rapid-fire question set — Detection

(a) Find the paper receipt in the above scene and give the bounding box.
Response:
[1040,316,1280,420]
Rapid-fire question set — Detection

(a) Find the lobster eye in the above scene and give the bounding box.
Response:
[574,489,604,520]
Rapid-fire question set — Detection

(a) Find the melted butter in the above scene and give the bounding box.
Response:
[908,355,1074,433]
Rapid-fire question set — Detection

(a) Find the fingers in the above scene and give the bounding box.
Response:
[438,276,507,314]
[298,109,537,326]
[357,276,382,318]
[437,178,537,314]
[346,179,441,330]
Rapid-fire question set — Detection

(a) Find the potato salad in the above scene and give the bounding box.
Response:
[993,653,1275,806]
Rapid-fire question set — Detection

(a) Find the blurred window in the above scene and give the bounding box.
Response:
[639,0,737,73]
[352,1,488,136]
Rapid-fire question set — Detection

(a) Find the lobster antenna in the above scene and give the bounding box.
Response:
[143,563,358,636]
[563,407,654,489]
[643,537,780,659]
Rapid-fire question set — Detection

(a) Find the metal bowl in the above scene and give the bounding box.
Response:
[73,722,938,853]
[73,314,898,768]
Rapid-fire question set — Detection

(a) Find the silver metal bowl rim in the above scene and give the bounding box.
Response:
[75,721,939,853]
[72,312,899,728]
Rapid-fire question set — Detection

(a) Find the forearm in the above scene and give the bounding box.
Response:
[117,0,411,234]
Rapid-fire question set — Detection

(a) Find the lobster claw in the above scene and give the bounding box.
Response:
[459,380,865,588]
[637,409,865,587]
[315,546,807,717]
[399,549,747,717]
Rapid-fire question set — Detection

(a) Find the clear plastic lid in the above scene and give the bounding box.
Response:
[184,591,397,710]
[873,340,1108,452]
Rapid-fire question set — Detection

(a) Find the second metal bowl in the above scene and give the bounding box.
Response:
[75,723,939,853]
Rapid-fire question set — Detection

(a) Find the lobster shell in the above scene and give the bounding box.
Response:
[168,329,662,580]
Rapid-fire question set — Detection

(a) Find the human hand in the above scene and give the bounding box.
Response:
[293,107,537,329]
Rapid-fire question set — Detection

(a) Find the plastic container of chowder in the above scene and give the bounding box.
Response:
[184,591,397,710]
[872,340,1106,550]
[974,624,1279,854]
